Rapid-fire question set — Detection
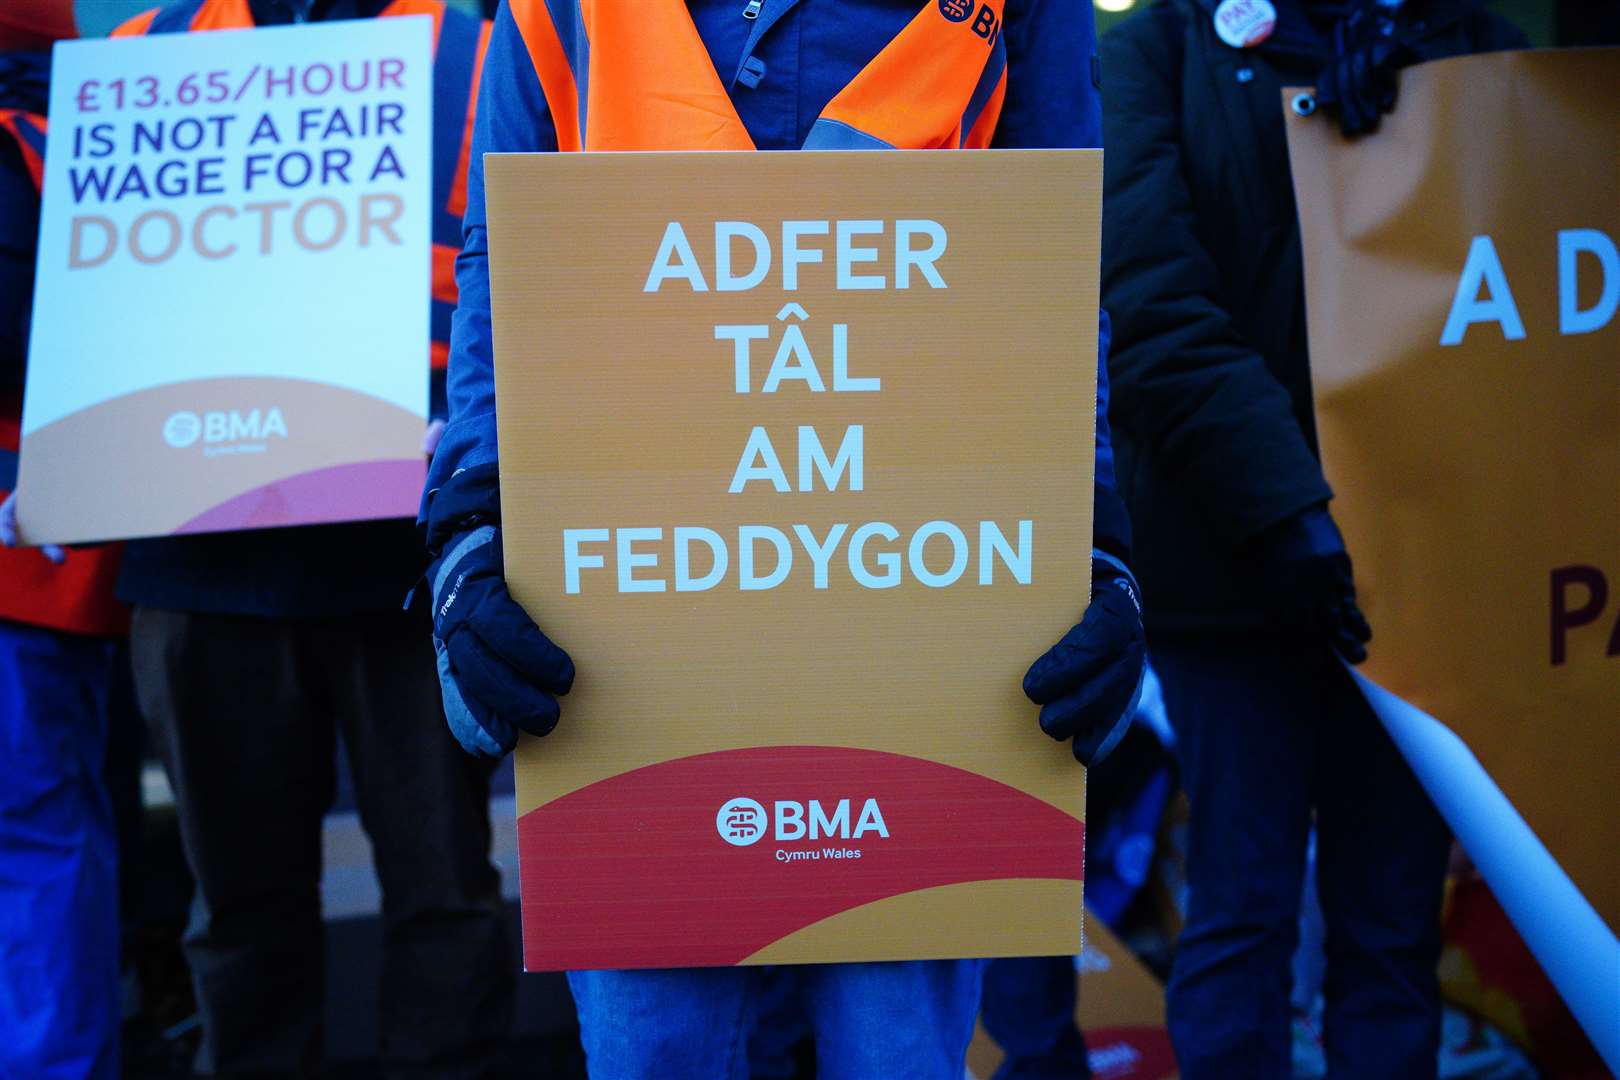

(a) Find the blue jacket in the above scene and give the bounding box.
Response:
[426,0,1132,561]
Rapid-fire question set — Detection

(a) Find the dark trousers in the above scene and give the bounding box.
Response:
[130,607,512,1079]
[1155,637,1450,1080]
[980,955,1090,1080]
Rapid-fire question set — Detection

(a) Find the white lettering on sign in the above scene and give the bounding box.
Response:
[716,311,881,395]
[1440,230,1617,345]
[566,216,1052,598]
[162,406,287,453]
[774,798,889,841]
[1558,229,1619,336]
[718,796,889,856]
[643,219,949,293]
[560,520,1033,595]
[773,847,865,863]
[729,426,864,494]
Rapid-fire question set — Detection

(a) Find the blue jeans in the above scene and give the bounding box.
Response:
[1154,637,1450,1080]
[567,959,988,1079]
[747,966,809,1079]
[0,620,121,1080]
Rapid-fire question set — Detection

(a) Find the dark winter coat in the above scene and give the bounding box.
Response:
[1100,0,1524,632]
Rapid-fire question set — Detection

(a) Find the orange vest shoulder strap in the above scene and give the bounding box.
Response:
[809,1,1007,149]
[576,0,752,151]
[506,0,582,151]
[114,0,253,35]
[110,8,160,36]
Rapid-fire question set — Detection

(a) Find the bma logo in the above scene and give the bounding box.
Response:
[163,408,288,450]
[716,797,767,846]
[162,411,202,448]
[715,797,890,845]
[939,0,1001,41]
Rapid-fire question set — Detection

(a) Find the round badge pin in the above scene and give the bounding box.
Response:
[1213,0,1277,48]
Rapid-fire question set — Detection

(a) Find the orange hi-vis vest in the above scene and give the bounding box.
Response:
[0,110,129,637]
[114,0,490,370]
[511,0,1009,152]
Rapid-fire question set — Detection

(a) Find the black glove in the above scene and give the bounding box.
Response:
[429,524,575,759]
[1313,20,1416,136]
[1023,553,1148,767]
[1252,505,1372,663]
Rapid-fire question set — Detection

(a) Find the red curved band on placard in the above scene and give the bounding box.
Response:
[175,458,425,533]
[517,745,1083,971]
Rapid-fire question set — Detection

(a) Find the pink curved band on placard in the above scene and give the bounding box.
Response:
[175,458,426,533]
[17,376,427,543]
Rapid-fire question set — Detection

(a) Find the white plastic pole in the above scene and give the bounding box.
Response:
[1349,667,1620,1073]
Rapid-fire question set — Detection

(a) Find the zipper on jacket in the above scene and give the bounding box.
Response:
[742,0,764,19]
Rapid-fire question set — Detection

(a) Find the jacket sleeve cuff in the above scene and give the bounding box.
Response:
[421,461,501,556]
[1093,478,1133,564]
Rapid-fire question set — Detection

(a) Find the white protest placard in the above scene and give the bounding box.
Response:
[18,17,432,544]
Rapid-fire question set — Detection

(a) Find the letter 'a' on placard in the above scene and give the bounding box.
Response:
[486,151,1101,971]
[15,18,433,545]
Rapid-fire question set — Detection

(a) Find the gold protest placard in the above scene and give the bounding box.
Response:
[487,150,1101,970]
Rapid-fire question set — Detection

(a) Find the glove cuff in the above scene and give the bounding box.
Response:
[1092,549,1142,617]
[423,461,501,556]
[432,524,498,611]
[1254,503,1346,565]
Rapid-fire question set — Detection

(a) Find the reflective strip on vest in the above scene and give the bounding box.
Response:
[508,0,1007,152]
[419,4,484,368]
[115,0,488,369]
